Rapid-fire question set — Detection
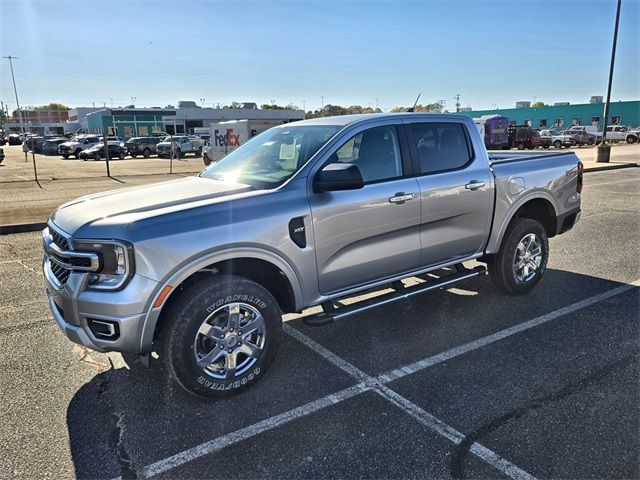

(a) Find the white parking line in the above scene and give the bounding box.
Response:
[284,325,536,480]
[127,279,639,479]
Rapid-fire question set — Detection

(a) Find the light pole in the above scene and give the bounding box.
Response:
[131,96,136,107]
[3,55,27,161]
[597,0,622,163]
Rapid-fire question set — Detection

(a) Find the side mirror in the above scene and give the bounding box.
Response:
[314,163,364,193]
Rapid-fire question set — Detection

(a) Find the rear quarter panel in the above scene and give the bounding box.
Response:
[486,153,581,254]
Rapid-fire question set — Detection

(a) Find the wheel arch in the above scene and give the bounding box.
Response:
[139,249,303,352]
[486,192,558,255]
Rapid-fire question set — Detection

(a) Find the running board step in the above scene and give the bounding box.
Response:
[302,265,487,327]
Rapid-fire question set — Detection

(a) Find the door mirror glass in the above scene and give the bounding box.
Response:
[314,163,364,193]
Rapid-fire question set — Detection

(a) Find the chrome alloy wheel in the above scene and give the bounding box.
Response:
[193,303,266,380]
[513,233,543,282]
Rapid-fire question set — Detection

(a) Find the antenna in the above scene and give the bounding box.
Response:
[407,93,421,112]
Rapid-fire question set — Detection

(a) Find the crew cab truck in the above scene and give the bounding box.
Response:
[596,125,638,144]
[42,114,582,397]
[156,135,204,158]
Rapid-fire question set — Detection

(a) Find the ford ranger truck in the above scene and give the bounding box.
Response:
[42,114,582,397]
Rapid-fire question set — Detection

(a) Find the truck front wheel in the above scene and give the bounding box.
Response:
[161,275,282,397]
[488,217,549,295]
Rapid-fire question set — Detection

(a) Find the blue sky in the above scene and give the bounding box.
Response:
[1,0,638,111]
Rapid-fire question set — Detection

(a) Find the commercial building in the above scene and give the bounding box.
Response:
[456,100,640,130]
[85,106,305,139]
[4,107,103,136]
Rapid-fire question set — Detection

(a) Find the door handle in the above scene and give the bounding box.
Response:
[465,180,486,191]
[389,193,415,204]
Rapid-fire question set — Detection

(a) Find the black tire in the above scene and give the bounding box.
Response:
[176,148,182,159]
[203,153,211,166]
[119,151,125,160]
[487,217,549,295]
[143,148,151,158]
[553,140,562,149]
[627,136,637,144]
[517,143,525,150]
[62,154,69,159]
[195,147,202,157]
[130,153,138,158]
[94,153,101,161]
[74,149,82,159]
[543,144,549,149]
[161,275,283,398]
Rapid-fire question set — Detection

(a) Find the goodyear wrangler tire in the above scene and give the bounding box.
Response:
[488,217,549,295]
[161,275,282,397]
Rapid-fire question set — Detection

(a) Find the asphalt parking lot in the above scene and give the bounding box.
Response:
[1,168,638,479]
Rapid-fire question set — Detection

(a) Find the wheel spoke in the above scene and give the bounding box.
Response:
[227,303,241,330]
[197,323,225,340]
[238,341,261,359]
[197,348,224,368]
[225,352,237,379]
[240,312,264,336]
[528,260,538,271]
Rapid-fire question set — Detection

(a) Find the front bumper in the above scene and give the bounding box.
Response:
[43,237,159,354]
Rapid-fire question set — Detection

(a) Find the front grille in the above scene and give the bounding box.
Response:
[50,259,71,286]
[48,226,73,286]
[51,230,69,250]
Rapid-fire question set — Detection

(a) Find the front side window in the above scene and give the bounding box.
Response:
[612,116,621,125]
[411,122,472,175]
[330,125,402,183]
[201,125,339,189]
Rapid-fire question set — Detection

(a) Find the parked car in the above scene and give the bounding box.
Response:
[125,136,163,158]
[550,131,577,149]
[42,113,582,397]
[42,138,69,156]
[58,135,102,158]
[156,135,204,158]
[8,134,22,145]
[596,125,638,144]
[79,144,127,161]
[508,125,541,150]
[565,127,596,146]
[538,129,555,149]
[0,134,6,145]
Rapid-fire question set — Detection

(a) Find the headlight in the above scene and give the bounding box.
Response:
[74,241,135,291]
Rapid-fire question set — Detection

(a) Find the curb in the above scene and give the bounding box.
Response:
[583,162,638,173]
[0,222,47,235]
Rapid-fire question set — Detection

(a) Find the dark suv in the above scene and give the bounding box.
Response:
[125,136,162,158]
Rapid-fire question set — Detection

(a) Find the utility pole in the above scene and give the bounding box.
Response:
[597,0,622,162]
[3,55,27,161]
[321,96,325,110]
[131,96,136,107]
[454,94,461,113]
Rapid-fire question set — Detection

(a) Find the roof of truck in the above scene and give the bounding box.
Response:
[285,112,472,127]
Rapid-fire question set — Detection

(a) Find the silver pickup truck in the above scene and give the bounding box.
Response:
[42,113,582,397]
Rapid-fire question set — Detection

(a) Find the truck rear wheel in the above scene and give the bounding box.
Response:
[488,217,549,295]
[161,275,282,397]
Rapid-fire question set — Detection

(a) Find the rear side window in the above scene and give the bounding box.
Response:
[410,122,473,174]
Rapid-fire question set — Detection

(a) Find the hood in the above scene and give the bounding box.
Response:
[51,176,257,238]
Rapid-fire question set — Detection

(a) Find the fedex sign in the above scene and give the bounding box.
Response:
[214,129,241,148]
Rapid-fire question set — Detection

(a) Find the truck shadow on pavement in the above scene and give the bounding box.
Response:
[65,268,635,479]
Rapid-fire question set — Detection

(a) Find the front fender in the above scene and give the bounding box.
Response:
[137,247,304,352]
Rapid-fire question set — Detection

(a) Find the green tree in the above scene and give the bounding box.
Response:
[34,103,68,111]
[532,101,545,107]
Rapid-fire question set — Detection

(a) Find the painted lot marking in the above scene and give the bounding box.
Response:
[284,325,536,480]
[124,279,639,479]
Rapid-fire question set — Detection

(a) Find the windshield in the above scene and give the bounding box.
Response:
[200,125,339,189]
